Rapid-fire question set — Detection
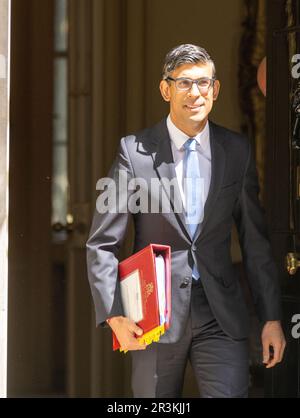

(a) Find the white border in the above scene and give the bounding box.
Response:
[0,0,10,399]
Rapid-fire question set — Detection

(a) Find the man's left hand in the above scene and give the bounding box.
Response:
[261,320,286,368]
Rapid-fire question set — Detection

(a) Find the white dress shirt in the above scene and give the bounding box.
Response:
[166,114,212,211]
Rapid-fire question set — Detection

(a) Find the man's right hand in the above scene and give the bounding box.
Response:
[106,316,147,351]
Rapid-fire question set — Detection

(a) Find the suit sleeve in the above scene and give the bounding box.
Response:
[86,137,134,327]
[233,139,282,323]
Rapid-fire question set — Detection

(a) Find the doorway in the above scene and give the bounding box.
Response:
[8,0,299,398]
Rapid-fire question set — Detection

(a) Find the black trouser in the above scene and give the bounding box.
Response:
[131,279,249,398]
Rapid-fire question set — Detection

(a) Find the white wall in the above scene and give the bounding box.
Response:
[0,0,10,399]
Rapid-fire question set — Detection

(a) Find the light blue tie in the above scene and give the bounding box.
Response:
[183,138,203,280]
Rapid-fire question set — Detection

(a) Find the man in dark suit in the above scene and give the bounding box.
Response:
[86,44,286,397]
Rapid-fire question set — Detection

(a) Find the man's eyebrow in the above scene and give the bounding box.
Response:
[176,75,211,79]
[177,75,210,78]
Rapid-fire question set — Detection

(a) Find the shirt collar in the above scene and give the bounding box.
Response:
[166,115,210,152]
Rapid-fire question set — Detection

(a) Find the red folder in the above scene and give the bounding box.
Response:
[112,244,171,352]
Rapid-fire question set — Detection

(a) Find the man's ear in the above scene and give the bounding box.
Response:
[213,80,220,101]
[160,80,171,102]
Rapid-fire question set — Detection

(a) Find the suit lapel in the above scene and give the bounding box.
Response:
[143,119,226,243]
[193,121,226,243]
[148,120,191,241]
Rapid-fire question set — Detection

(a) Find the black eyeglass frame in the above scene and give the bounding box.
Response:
[165,76,216,92]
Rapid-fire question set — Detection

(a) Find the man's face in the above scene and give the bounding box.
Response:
[160,62,220,134]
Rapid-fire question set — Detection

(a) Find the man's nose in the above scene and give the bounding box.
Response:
[189,82,201,96]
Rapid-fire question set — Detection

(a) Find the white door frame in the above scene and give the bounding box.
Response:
[0,0,10,399]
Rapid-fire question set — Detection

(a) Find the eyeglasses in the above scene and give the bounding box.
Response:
[165,76,216,94]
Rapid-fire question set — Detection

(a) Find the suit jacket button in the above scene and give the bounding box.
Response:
[191,244,197,251]
[180,278,190,288]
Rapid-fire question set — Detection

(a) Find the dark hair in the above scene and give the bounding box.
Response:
[162,44,216,79]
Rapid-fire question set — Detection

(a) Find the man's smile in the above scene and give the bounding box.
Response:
[184,103,205,111]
